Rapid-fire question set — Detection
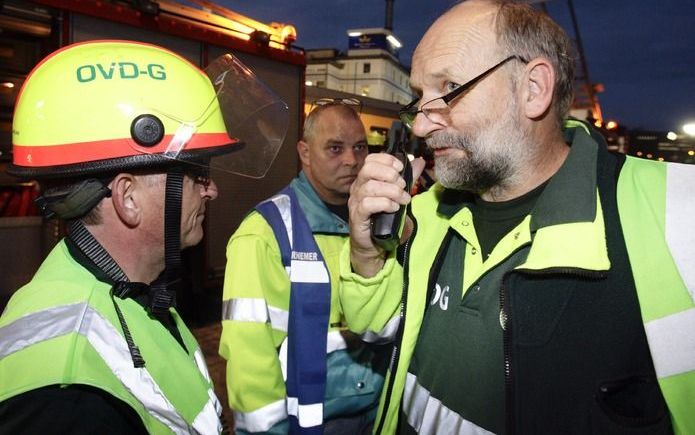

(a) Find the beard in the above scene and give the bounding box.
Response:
[426,101,531,194]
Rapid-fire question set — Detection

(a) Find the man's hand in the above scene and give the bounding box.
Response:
[348,153,425,278]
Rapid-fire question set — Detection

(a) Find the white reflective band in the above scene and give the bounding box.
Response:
[271,194,293,250]
[279,337,289,381]
[221,298,289,332]
[287,397,323,428]
[268,305,290,332]
[194,349,212,383]
[234,399,287,432]
[222,298,268,323]
[192,349,225,429]
[192,397,223,434]
[0,303,207,434]
[360,315,400,344]
[665,163,695,303]
[403,372,495,435]
[0,303,84,359]
[290,259,329,283]
[326,330,348,353]
[644,307,695,379]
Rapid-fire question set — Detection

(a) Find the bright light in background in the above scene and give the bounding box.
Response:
[605,120,618,130]
[1,82,14,89]
[689,150,695,156]
[683,122,695,137]
[348,31,362,37]
[386,34,402,48]
[666,131,678,141]
[305,80,313,86]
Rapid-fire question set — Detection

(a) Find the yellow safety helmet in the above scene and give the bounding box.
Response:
[9,40,288,179]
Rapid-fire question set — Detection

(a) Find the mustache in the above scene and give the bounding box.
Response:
[425,131,468,150]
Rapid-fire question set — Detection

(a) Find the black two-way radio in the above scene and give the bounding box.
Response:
[370,120,412,252]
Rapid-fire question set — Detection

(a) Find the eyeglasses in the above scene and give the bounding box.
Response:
[311,97,362,113]
[184,166,211,187]
[398,55,527,129]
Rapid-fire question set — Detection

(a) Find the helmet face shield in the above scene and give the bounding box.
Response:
[205,54,289,178]
[133,53,289,179]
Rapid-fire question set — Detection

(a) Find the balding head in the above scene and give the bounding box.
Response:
[413,0,574,126]
[298,103,367,204]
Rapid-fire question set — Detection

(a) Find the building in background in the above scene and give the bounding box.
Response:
[305,27,413,105]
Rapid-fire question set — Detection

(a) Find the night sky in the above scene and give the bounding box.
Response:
[216,0,695,133]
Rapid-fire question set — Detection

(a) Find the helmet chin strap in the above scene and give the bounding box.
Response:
[66,167,186,367]
[148,166,184,320]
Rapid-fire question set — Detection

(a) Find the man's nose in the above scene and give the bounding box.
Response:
[342,148,358,167]
[412,112,443,138]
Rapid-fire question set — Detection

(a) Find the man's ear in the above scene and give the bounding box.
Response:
[109,173,140,228]
[297,140,311,167]
[520,57,555,120]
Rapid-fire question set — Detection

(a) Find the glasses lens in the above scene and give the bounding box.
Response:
[340,98,361,107]
[399,111,416,129]
[398,98,420,129]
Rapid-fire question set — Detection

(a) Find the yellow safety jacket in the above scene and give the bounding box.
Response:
[340,123,695,434]
[0,240,222,434]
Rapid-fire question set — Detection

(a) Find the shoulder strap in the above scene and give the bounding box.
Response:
[255,185,331,434]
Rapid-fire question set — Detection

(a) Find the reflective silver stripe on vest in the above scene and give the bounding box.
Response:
[221,298,289,332]
[192,398,223,435]
[360,315,400,344]
[234,398,287,432]
[403,372,495,435]
[271,194,293,249]
[644,307,695,379]
[665,163,695,303]
[287,397,323,428]
[193,349,224,433]
[0,303,218,434]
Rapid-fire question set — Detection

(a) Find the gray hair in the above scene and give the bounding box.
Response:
[489,0,576,125]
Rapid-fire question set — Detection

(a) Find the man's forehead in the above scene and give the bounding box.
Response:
[311,109,364,141]
[411,1,499,86]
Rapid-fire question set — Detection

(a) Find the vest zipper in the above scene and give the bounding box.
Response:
[501,266,606,435]
[374,208,418,434]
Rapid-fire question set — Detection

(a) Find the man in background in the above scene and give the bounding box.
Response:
[221,99,387,434]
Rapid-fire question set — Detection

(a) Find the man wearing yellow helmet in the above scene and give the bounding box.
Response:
[0,40,287,434]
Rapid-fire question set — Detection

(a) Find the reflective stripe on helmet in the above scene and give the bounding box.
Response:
[13,133,235,168]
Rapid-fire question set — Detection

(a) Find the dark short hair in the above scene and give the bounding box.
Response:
[302,103,362,143]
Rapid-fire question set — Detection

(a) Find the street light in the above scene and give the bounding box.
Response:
[683,122,695,137]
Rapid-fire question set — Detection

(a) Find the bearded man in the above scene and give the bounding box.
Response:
[340,0,695,434]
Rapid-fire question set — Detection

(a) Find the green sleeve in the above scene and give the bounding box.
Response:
[338,240,402,339]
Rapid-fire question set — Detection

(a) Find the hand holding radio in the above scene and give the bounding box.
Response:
[348,121,424,278]
[370,123,412,252]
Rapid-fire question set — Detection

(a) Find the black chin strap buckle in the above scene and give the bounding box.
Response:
[148,287,177,316]
[112,281,150,299]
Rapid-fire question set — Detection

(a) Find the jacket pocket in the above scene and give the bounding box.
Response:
[590,376,672,434]
[323,344,388,420]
